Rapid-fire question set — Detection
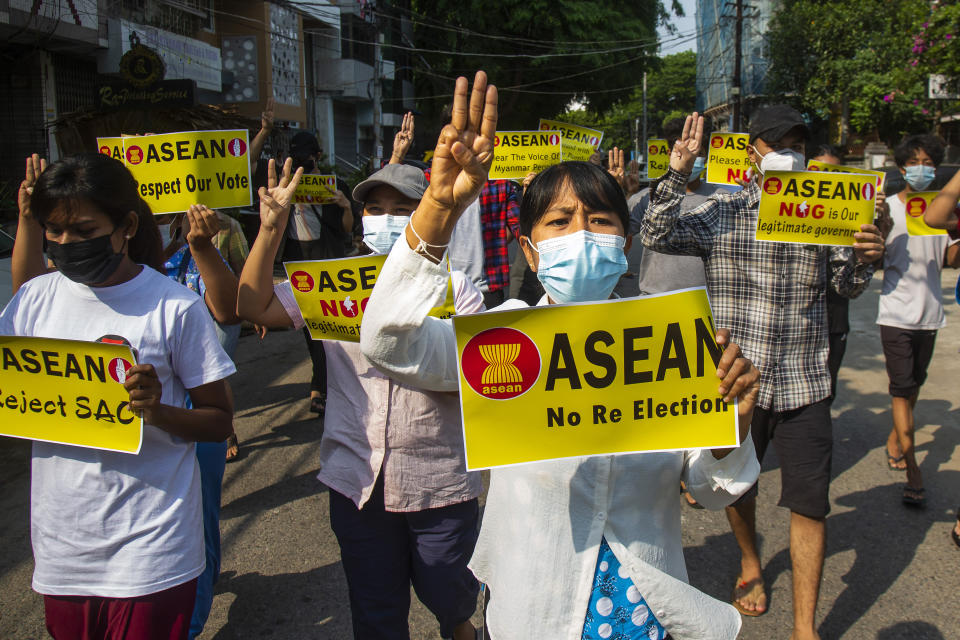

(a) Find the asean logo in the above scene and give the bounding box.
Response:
[539,123,549,130]
[711,136,723,149]
[648,144,659,155]
[493,135,500,147]
[125,145,144,165]
[763,176,783,195]
[290,270,314,292]
[228,138,247,157]
[906,196,927,217]
[107,357,134,384]
[548,134,561,146]
[460,327,541,400]
[98,145,111,156]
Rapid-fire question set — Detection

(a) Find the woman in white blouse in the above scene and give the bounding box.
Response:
[360,72,763,640]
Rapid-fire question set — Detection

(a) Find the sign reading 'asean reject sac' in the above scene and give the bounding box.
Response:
[0,336,142,454]
[122,130,252,214]
[490,131,563,180]
[452,289,740,470]
[706,132,752,186]
[646,138,670,179]
[284,255,457,342]
[901,191,948,236]
[756,170,878,246]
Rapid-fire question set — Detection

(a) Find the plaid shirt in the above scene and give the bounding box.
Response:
[640,168,877,412]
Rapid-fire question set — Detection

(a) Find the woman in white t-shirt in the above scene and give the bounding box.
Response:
[1,153,236,640]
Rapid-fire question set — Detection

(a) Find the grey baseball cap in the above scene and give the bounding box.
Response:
[352,164,429,202]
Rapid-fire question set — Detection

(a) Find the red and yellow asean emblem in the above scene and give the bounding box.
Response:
[711,136,723,149]
[763,176,783,195]
[906,196,927,217]
[125,145,144,165]
[461,327,540,400]
[290,271,314,292]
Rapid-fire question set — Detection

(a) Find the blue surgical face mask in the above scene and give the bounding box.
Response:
[688,156,706,183]
[530,230,628,304]
[362,214,408,254]
[904,165,936,191]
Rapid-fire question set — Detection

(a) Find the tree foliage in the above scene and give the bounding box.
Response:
[406,0,682,132]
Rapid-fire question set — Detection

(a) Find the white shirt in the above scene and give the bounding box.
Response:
[360,240,761,640]
[0,267,236,597]
[877,192,957,330]
[275,270,485,511]
[448,198,488,291]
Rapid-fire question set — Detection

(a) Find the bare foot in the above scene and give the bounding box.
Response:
[732,574,767,616]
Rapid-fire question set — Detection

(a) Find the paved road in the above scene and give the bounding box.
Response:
[1,272,959,639]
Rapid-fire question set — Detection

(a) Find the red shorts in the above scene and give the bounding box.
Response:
[43,578,197,640]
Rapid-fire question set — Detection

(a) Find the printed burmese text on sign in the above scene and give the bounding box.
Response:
[756,170,878,246]
[284,255,457,342]
[0,336,142,454]
[97,137,125,162]
[902,192,948,236]
[807,159,887,193]
[646,138,670,180]
[453,288,740,470]
[538,119,604,162]
[706,132,752,186]
[294,174,337,205]
[122,130,252,214]
[489,131,563,180]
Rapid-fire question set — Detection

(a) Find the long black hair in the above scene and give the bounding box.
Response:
[31,153,164,271]
[519,161,629,237]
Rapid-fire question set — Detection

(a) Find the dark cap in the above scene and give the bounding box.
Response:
[352,164,428,202]
[290,131,321,157]
[748,105,808,143]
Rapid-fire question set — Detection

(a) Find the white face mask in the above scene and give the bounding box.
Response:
[755,148,805,174]
[156,223,173,248]
[362,214,409,254]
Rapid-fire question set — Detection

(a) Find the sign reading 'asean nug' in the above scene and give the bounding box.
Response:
[453,289,740,470]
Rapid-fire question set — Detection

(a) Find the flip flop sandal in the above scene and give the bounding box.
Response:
[732,575,767,617]
[902,485,926,508]
[309,395,326,415]
[225,433,240,463]
[886,449,906,471]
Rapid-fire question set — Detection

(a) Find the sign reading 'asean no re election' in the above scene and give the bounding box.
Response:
[646,138,669,180]
[490,131,563,180]
[706,132,752,186]
[293,174,338,205]
[0,336,142,454]
[121,130,252,214]
[901,191,948,236]
[284,255,457,342]
[538,119,603,162]
[453,288,740,470]
[756,170,878,246]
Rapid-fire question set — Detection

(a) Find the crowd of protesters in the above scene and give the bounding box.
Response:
[3,69,960,640]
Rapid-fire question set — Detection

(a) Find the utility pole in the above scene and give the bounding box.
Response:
[371,4,383,169]
[641,71,648,174]
[732,0,743,131]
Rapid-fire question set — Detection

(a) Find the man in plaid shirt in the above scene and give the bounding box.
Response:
[478,179,521,307]
[640,106,885,640]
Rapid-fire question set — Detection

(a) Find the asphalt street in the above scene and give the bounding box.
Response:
[1,270,959,639]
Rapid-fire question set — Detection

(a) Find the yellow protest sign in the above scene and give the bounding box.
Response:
[121,130,252,214]
[453,289,739,470]
[538,119,603,162]
[490,131,563,180]
[902,192,948,236]
[0,336,142,453]
[706,132,752,186]
[97,137,126,162]
[284,255,458,342]
[756,170,878,246]
[294,174,337,205]
[807,159,886,193]
[646,138,670,179]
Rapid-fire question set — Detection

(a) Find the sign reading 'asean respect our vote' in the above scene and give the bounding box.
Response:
[538,119,603,162]
[706,132,752,186]
[756,170,878,246]
[97,136,126,162]
[122,130,252,214]
[293,174,337,205]
[284,255,458,342]
[646,138,670,179]
[490,131,563,180]
[901,191,948,236]
[0,336,142,454]
[452,289,740,470]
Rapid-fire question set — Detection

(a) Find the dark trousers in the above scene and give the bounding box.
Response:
[328,476,480,639]
[302,328,327,395]
[827,331,848,401]
[482,288,506,309]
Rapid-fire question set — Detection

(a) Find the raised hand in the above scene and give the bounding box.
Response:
[185,205,222,249]
[331,189,352,211]
[522,171,538,194]
[607,147,625,189]
[18,154,47,219]
[670,112,704,174]
[390,111,415,163]
[258,157,304,232]
[261,97,275,132]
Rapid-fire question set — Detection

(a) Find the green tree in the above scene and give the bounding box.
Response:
[406,0,682,132]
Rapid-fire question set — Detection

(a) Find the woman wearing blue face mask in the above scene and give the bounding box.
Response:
[361,72,763,640]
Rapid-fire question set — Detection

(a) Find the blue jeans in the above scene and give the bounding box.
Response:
[189,439,228,639]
